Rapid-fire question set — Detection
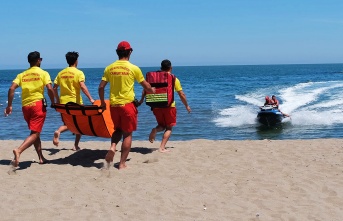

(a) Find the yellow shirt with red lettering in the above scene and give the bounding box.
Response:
[13,67,52,106]
[54,67,85,104]
[102,60,145,105]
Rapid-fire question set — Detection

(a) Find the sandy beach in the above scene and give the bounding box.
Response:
[1,139,343,221]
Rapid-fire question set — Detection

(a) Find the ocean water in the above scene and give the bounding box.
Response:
[1,64,343,142]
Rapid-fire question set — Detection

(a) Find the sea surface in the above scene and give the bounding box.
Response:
[1,64,343,142]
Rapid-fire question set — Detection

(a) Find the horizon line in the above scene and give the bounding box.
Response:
[1,62,343,71]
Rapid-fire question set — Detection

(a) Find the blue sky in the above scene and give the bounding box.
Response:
[1,0,343,69]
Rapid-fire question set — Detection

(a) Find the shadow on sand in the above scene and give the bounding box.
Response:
[1,146,158,171]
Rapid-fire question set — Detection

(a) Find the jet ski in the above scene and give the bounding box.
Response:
[257,105,284,126]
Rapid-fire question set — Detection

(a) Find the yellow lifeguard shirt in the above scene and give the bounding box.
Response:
[13,67,52,106]
[54,67,85,104]
[170,78,182,107]
[102,60,145,105]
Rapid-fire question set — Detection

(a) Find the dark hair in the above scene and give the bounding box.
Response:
[27,51,41,64]
[116,49,132,59]
[66,51,79,65]
[161,59,171,71]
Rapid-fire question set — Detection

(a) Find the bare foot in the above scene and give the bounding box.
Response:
[39,158,48,164]
[149,128,157,143]
[53,131,60,146]
[159,148,171,153]
[12,149,20,167]
[118,163,128,170]
[72,146,81,151]
[105,150,115,163]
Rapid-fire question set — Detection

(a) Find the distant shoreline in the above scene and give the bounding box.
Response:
[2,62,343,71]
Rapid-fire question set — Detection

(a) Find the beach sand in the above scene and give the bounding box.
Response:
[1,139,343,221]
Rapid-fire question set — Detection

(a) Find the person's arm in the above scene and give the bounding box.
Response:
[98,80,107,109]
[177,90,191,113]
[5,83,18,115]
[80,81,95,104]
[53,84,60,104]
[46,83,56,107]
[272,99,279,108]
[139,90,146,104]
[140,80,155,94]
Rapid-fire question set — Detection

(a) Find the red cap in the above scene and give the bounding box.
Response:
[117,41,132,50]
[265,96,269,100]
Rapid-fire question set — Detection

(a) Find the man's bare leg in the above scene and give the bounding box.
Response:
[149,125,164,143]
[119,131,132,169]
[33,135,47,164]
[53,131,60,146]
[105,144,116,164]
[12,131,40,167]
[73,134,82,151]
[53,125,68,146]
[12,149,20,167]
[105,129,122,163]
[149,128,157,143]
[159,126,172,153]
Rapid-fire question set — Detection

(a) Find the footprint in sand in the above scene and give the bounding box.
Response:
[7,161,17,175]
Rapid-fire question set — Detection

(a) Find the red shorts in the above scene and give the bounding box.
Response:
[22,100,47,133]
[110,102,138,133]
[152,107,176,127]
